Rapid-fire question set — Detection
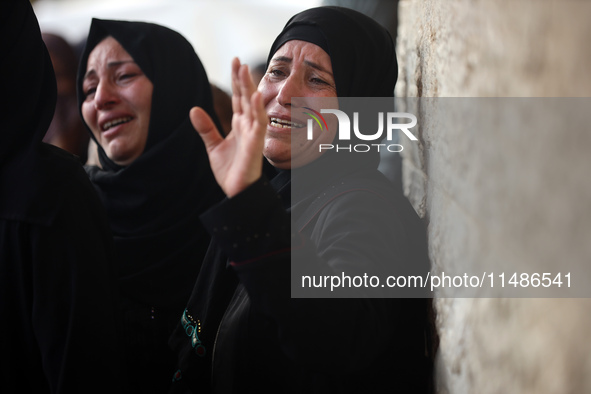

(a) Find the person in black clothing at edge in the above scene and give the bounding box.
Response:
[77,19,224,393]
[169,6,432,394]
[0,1,123,392]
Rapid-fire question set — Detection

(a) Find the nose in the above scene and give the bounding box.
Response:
[276,74,304,107]
[94,81,118,110]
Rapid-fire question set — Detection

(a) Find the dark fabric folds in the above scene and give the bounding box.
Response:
[0,0,59,223]
[1,1,122,391]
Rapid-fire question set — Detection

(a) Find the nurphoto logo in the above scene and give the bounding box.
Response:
[305,108,418,153]
[303,107,328,132]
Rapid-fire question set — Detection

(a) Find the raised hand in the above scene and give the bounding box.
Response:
[190,58,268,198]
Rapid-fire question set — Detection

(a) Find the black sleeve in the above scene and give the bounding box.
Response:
[199,177,292,263]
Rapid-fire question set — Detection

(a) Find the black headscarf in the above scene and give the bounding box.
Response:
[265,6,398,207]
[268,6,397,98]
[77,20,224,308]
[0,0,59,224]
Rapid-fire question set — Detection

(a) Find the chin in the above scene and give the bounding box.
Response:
[263,144,291,169]
[106,151,133,166]
[269,160,292,170]
[264,153,291,170]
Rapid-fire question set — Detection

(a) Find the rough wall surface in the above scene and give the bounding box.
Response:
[396,1,591,393]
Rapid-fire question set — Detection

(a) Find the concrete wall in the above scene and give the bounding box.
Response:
[396,1,591,393]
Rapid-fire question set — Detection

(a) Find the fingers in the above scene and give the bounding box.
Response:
[230,57,267,140]
[231,57,242,114]
[232,58,259,115]
[250,91,268,138]
[190,106,223,153]
[237,64,261,130]
[239,63,257,97]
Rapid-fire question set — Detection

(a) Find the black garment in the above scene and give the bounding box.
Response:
[76,20,224,392]
[1,1,121,392]
[171,175,430,393]
[169,6,431,394]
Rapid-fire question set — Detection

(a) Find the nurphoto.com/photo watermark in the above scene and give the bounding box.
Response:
[290,97,591,299]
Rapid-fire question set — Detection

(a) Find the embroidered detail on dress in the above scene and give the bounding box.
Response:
[182,309,206,357]
[172,369,182,382]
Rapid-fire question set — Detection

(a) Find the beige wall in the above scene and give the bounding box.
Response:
[396,1,591,393]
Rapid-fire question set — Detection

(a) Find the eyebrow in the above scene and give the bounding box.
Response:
[271,56,334,76]
[83,60,136,80]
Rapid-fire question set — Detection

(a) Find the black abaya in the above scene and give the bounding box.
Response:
[77,19,224,393]
[0,1,121,392]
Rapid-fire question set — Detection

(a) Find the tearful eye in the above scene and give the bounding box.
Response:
[268,69,286,78]
[84,87,96,98]
[119,73,137,81]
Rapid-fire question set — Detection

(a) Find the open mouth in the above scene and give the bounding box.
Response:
[270,117,305,129]
[102,117,133,131]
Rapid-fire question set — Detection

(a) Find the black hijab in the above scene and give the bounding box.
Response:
[77,20,224,308]
[268,6,397,98]
[265,6,398,207]
[0,0,59,224]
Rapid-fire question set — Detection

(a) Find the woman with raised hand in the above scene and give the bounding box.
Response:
[170,6,431,393]
[77,19,223,393]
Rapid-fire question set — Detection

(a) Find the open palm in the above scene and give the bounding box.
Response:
[190,58,268,198]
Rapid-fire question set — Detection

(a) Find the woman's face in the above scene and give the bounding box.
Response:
[81,36,153,166]
[259,40,337,169]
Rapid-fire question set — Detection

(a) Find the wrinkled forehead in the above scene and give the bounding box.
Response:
[86,37,133,67]
[268,24,330,64]
[269,40,332,71]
